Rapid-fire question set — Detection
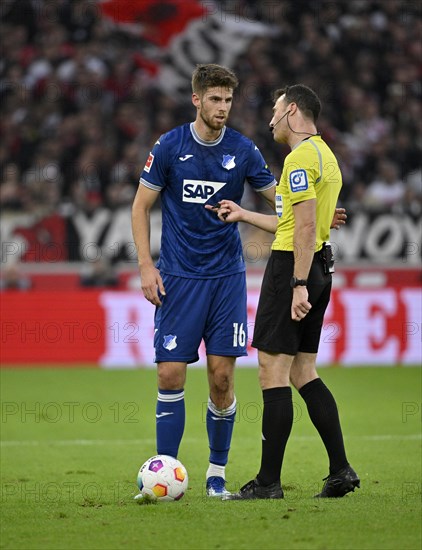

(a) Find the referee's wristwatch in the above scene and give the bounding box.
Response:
[290,276,308,288]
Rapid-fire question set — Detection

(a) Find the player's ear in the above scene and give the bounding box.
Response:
[192,93,200,109]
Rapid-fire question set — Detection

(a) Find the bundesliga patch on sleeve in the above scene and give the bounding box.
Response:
[144,152,154,173]
[289,169,308,192]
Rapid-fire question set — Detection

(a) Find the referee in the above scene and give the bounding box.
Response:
[216,84,359,500]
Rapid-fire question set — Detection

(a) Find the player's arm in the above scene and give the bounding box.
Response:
[245,141,277,211]
[291,198,315,322]
[205,200,278,233]
[131,184,165,306]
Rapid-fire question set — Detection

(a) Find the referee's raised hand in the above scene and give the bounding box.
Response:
[205,200,243,222]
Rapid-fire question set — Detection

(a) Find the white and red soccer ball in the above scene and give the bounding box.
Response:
[137,455,188,501]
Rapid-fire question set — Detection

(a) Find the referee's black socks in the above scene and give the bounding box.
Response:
[257,386,293,487]
[299,378,349,474]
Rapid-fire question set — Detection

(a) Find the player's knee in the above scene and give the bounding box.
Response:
[157,365,184,390]
[211,369,232,394]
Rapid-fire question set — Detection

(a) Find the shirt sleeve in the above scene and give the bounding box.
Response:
[246,141,277,191]
[284,145,319,205]
[139,135,168,191]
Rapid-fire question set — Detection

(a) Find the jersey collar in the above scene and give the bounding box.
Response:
[292,133,321,150]
[190,122,226,146]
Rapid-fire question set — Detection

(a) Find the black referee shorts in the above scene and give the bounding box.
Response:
[252,250,332,356]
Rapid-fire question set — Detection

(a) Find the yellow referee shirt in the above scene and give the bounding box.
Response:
[272,135,342,252]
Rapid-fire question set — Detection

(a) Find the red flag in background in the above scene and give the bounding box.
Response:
[100,0,207,47]
[100,0,277,101]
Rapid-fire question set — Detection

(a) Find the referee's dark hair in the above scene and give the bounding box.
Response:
[273,85,321,123]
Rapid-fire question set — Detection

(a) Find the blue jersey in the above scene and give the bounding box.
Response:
[139,123,276,278]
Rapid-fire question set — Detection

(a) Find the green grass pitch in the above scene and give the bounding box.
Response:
[1,367,421,550]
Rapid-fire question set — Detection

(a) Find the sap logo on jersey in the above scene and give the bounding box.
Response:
[182,180,227,203]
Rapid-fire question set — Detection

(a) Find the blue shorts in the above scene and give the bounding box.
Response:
[154,272,248,363]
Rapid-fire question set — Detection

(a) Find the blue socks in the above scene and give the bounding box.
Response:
[156,389,185,458]
[206,397,237,467]
[156,391,236,469]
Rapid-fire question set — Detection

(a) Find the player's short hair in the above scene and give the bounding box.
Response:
[192,64,239,95]
[273,84,321,123]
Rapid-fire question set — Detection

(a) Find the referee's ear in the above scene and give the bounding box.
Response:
[288,102,297,116]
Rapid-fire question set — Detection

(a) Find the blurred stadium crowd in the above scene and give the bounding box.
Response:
[0,0,421,283]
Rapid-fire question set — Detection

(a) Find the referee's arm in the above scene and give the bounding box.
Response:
[291,198,316,321]
[292,198,316,280]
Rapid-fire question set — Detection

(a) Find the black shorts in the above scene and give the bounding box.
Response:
[252,251,332,355]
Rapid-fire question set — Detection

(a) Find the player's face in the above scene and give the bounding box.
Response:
[194,87,233,131]
[270,94,290,143]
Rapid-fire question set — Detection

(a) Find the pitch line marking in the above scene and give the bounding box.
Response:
[1,434,421,447]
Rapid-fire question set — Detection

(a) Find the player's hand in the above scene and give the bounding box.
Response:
[330,207,347,230]
[291,287,312,322]
[205,200,244,223]
[140,264,166,306]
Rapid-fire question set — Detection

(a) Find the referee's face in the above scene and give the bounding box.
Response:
[194,87,233,131]
[270,94,289,143]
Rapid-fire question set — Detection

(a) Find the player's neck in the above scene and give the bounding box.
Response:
[193,120,223,142]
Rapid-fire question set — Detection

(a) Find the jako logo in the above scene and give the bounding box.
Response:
[182,180,227,203]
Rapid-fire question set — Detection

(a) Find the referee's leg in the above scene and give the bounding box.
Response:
[292,352,349,476]
[255,351,294,486]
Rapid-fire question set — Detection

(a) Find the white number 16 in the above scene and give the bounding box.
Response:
[233,322,246,347]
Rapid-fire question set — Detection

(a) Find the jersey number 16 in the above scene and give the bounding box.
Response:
[233,322,246,347]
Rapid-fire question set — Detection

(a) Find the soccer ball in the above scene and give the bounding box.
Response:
[137,455,188,501]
